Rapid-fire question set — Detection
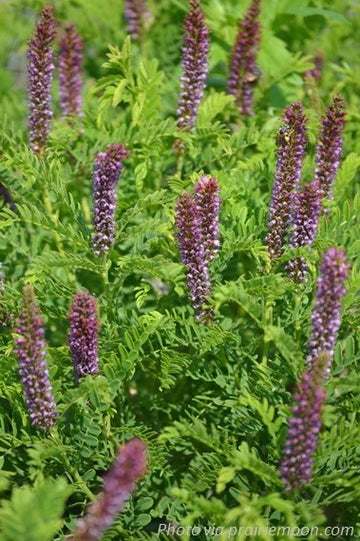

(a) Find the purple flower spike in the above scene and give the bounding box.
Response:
[307,247,349,371]
[304,51,324,82]
[266,101,307,261]
[228,0,262,115]
[194,175,221,264]
[175,175,220,323]
[27,5,56,155]
[92,144,130,255]
[68,291,99,382]
[71,438,147,541]
[176,192,211,319]
[124,0,150,41]
[59,23,83,117]
[287,181,322,282]
[174,0,209,154]
[313,95,346,202]
[14,285,57,430]
[280,351,329,492]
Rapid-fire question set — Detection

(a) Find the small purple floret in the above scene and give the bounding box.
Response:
[59,23,84,117]
[92,144,130,255]
[228,0,262,115]
[14,285,57,430]
[71,438,147,541]
[27,5,56,155]
[68,291,99,382]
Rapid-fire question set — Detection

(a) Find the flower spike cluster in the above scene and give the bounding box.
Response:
[307,247,349,372]
[280,351,329,492]
[174,0,209,154]
[266,101,307,260]
[124,0,150,41]
[27,5,56,155]
[175,175,220,323]
[228,0,262,115]
[71,438,147,541]
[313,95,346,202]
[68,291,100,382]
[92,143,130,255]
[14,285,57,430]
[59,23,84,117]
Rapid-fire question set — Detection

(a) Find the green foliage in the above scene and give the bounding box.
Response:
[1,0,360,540]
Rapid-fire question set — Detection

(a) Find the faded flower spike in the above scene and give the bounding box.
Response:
[14,285,57,430]
[174,0,209,154]
[313,95,346,202]
[27,5,56,155]
[287,181,322,282]
[307,247,349,372]
[280,351,329,492]
[124,0,150,41]
[266,101,307,261]
[71,438,147,541]
[175,175,220,323]
[68,291,99,382]
[92,143,130,255]
[228,0,262,115]
[59,23,83,117]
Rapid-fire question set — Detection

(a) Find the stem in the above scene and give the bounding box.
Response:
[43,186,75,284]
[176,152,184,178]
[261,297,273,366]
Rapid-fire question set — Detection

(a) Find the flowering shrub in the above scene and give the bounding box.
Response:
[0,1,360,540]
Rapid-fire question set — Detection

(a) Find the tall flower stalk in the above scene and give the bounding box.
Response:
[68,291,99,382]
[14,285,57,430]
[175,175,220,323]
[228,0,262,115]
[124,0,150,41]
[174,0,209,156]
[266,101,307,261]
[71,438,147,541]
[92,144,130,255]
[307,247,349,372]
[59,23,83,117]
[27,5,56,155]
[313,95,346,202]
[280,351,329,492]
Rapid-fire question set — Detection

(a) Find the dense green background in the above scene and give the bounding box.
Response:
[0,0,360,539]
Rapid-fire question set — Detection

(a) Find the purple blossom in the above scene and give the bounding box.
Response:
[92,144,130,255]
[280,351,329,492]
[228,0,262,115]
[68,291,99,382]
[59,23,83,117]
[174,0,209,154]
[304,51,324,82]
[175,175,220,323]
[287,181,322,282]
[307,247,349,371]
[313,95,346,202]
[266,101,307,261]
[124,0,150,41]
[14,285,57,430]
[27,5,56,155]
[71,438,147,541]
